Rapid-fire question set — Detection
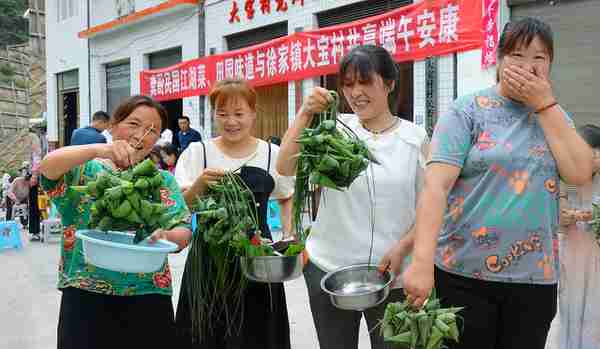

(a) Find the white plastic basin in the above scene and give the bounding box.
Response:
[75,230,178,273]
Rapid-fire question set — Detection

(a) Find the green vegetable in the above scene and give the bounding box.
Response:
[150,173,163,188]
[134,178,150,190]
[138,200,152,221]
[105,186,123,202]
[125,210,143,224]
[284,243,305,256]
[379,292,464,349]
[292,90,376,244]
[69,158,170,243]
[120,181,134,195]
[97,216,113,231]
[132,159,157,177]
[112,200,132,219]
[128,192,141,211]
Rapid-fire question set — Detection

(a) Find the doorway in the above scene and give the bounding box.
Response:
[160,99,183,148]
[57,69,79,147]
[59,90,79,146]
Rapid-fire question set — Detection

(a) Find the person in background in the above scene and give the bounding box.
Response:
[149,144,166,170]
[27,165,42,241]
[548,124,600,349]
[70,111,110,146]
[8,171,30,227]
[402,18,593,349]
[161,143,179,175]
[177,116,202,153]
[157,128,174,146]
[101,129,112,144]
[39,95,192,349]
[3,172,11,217]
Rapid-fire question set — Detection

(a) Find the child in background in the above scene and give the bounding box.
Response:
[161,143,179,175]
[149,145,166,170]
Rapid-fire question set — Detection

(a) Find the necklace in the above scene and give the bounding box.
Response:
[361,117,400,138]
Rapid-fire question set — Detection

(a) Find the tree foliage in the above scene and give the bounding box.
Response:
[0,0,28,46]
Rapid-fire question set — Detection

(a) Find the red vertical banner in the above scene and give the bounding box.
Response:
[481,0,499,69]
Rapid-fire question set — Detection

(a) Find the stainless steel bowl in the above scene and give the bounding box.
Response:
[321,264,393,311]
[240,254,304,283]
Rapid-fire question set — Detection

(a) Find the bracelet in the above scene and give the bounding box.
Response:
[535,101,558,114]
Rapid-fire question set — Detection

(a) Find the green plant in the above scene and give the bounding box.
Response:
[14,78,27,89]
[0,64,16,77]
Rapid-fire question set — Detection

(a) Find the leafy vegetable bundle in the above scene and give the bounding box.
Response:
[72,159,177,243]
[380,294,463,349]
[293,90,378,238]
[185,171,305,341]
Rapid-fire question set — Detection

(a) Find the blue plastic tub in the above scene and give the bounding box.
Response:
[75,230,178,273]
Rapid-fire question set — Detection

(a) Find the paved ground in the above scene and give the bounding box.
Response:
[0,227,561,349]
[0,228,372,349]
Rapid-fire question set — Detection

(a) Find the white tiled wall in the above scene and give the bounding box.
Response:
[413,61,426,127]
[89,8,201,129]
[46,0,90,142]
[437,54,455,118]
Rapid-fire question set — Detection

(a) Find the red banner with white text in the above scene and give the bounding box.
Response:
[141,0,483,101]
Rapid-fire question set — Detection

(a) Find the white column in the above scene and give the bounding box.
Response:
[413,60,426,128]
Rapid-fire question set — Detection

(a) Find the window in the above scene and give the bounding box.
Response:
[57,69,79,91]
[106,61,131,115]
[58,0,78,21]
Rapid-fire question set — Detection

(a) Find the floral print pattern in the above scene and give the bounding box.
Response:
[41,160,190,296]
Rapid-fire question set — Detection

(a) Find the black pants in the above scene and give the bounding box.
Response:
[28,185,40,236]
[303,261,406,349]
[435,267,557,349]
[5,196,12,220]
[58,287,175,349]
[176,265,292,349]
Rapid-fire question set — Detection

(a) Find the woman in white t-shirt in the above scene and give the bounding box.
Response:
[174,79,294,349]
[277,45,428,349]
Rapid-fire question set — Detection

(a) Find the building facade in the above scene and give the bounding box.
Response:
[46,0,201,148]
[46,0,509,147]
[202,0,507,138]
[509,0,599,127]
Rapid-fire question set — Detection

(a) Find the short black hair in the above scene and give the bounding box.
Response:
[498,17,554,63]
[161,143,178,157]
[92,110,110,122]
[338,45,400,112]
[578,124,600,149]
[268,136,281,146]
[178,116,190,122]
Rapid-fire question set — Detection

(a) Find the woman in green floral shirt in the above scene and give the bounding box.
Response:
[39,95,192,349]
